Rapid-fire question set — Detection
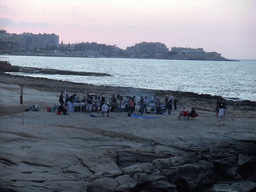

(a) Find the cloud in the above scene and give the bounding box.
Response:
[19,22,50,27]
[0,18,51,29]
[0,18,16,28]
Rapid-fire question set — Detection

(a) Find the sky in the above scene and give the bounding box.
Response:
[1,0,255,59]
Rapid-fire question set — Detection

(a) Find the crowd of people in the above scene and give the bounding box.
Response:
[57,91,211,121]
[57,91,182,117]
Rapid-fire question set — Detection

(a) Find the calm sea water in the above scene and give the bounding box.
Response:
[6,55,256,102]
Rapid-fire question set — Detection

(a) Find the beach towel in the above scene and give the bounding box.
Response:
[130,114,160,119]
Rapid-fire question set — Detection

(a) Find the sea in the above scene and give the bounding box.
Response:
[6,55,256,102]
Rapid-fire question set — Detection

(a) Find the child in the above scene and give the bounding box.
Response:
[102,102,110,117]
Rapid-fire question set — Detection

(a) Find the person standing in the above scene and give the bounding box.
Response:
[215,100,220,117]
[65,94,69,106]
[165,97,168,110]
[96,96,101,113]
[143,96,148,113]
[100,94,105,110]
[155,98,161,114]
[86,94,93,113]
[174,97,177,110]
[219,100,224,117]
[167,99,172,115]
[128,97,135,115]
[59,91,64,105]
[169,94,174,110]
[139,96,144,115]
[124,96,129,112]
[102,101,110,117]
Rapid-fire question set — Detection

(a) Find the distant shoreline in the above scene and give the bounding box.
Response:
[3,53,240,62]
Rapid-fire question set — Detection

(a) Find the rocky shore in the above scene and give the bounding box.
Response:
[0,65,111,76]
[0,70,256,192]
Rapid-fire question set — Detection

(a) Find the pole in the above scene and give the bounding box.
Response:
[20,85,24,125]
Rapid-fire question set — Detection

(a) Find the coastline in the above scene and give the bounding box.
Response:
[1,70,256,191]
[8,52,239,61]
[1,70,256,110]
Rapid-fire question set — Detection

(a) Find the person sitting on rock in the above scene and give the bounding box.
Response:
[188,107,198,120]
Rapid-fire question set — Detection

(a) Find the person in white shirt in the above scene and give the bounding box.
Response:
[101,102,110,117]
[143,96,148,113]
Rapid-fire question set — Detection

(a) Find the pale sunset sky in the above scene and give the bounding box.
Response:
[1,0,255,59]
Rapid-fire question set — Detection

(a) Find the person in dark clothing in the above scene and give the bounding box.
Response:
[69,94,77,103]
[188,107,198,120]
[65,94,69,105]
[155,98,161,114]
[100,95,106,110]
[59,91,64,104]
[139,96,144,115]
[110,95,117,112]
[174,97,177,110]
[165,97,168,109]
[167,99,172,115]
[216,100,220,117]
[58,102,68,115]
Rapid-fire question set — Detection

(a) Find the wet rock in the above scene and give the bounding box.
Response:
[152,152,201,169]
[77,155,122,179]
[152,158,174,169]
[206,181,256,192]
[115,175,137,192]
[146,172,166,182]
[148,180,176,190]
[122,163,154,176]
[86,177,119,192]
[238,154,256,167]
[169,160,215,191]
[115,175,135,184]
[212,155,238,178]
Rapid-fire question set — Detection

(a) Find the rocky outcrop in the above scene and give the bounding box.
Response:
[83,140,256,192]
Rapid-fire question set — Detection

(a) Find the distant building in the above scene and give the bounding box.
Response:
[0,30,26,52]
[171,47,225,60]
[0,29,229,60]
[126,42,169,58]
[21,32,59,50]
[74,42,118,57]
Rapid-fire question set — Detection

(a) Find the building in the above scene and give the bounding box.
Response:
[0,30,26,52]
[126,42,169,58]
[74,42,118,57]
[171,47,225,60]
[21,32,59,50]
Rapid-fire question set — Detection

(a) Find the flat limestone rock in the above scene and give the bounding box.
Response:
[86,177,119,192]
[77,154,122,178]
